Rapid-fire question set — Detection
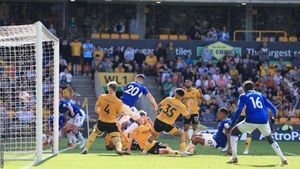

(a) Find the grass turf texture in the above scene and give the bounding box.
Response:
[4,138,300,169]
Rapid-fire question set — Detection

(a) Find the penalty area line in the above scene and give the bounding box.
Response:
[21,146,76,169]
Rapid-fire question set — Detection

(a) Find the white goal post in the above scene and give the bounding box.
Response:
[0,21,59,164]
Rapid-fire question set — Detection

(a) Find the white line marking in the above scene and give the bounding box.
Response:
[21,146,76,169]
[284,152,298,156]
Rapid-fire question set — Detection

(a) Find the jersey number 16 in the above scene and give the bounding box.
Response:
[250,97,263,109]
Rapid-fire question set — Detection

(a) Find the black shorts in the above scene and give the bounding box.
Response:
[183,114,199,125]
[237,116,246,124]
[131,139,141,151]
[83,58,93,65]
[148,142,167,154]
[154,119,177,133]
[97,120,118,134]
[72,56,82,64]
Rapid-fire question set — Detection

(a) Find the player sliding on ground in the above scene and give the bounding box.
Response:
[142,88,192,156]
[227,81,287,165]
[81,81,130,155]
[118,74,158,134]
[127,110,183,155]
[182,79,204,150]
[59,99,86,148]
[185,107,231,155]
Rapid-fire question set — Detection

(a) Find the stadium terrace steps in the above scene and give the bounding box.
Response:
[72,76,98,120]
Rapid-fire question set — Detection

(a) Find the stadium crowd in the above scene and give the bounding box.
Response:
[60,39,300,123]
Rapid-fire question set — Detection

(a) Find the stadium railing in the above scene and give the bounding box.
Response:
[233,30,287,41]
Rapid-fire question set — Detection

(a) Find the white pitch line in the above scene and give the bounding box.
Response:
[284,152,298,156]
[21,146,76,169]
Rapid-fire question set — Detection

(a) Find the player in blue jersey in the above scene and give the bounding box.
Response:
[60,99,86,148]
[227,81,287,165]
[46,113,66,147]
[185,107,232,154]
[119,74,158,134]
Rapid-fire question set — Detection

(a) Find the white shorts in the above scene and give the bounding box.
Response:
[236,120,271,137]
[68,110,86,127]
[201,133,218,148]
[121,104,141,121]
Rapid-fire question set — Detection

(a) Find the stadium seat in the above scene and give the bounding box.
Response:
[111,33,120,39]
[91,33,100,39]
[159,34,169,40]
[178,35,188,40]
[289,36,298,42]
[256,37,261,42]
[101,33,110,39]
[169,35,178,40]
[290,117,300,124]
[279,36,288,42]
[120,34,130,39]
[130,34,140,39]
[279,117,288,124]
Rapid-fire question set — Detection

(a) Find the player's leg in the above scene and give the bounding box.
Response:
[183,116,191,145]
[243,133,252,154]
[108,131,130,155]
[168,127,186,152]
[81,121,104,154]
[142,130,159,154]
[72,113,86,148]
[259,123,287,165]
[122,106,142,134]
[190,114,199,152]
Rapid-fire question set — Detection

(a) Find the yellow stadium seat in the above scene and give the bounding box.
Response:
[178,35,188,40]
[256,37,261,42]
[279,117,288,124]
[91,33,100,39]
[289,36,298,42]
[130,34,140,39]
[111,33,120,39]
[159,34,169,40]
[169,35,178,40]
[279,36,288,42]
[120,34,130,39]
[101,33,110,39]
[290,117,300,124]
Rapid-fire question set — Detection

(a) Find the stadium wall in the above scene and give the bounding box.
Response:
[91,39,300,63]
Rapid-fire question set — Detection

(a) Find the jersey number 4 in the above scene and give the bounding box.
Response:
[250,97,263,109]
[104,104,110,114]
[124,85,140,96]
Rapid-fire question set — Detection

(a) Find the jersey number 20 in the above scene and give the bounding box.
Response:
[250,97,263,109]
[124,85,140,96]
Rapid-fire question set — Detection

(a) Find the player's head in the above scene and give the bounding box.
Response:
[107,81,118,94]
[135,74,145,83]
[184,79,192,89]
[243,80,254,92]
[174,88,185,99]
[139,110,148,124]
[216,107,228,121]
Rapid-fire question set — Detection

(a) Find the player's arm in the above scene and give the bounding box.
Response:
[95,98,101,114]
[66,102,75,117]
[127,131,137,152]
[146,92,158,112]
[229,96,245,127]
[263,95,277,117]
[198,88,205,103]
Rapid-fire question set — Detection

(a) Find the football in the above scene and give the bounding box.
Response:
[19,91,31,102]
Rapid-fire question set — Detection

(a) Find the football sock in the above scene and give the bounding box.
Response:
[123,122,139,134]
[85,131,98,151]
[179,142,186,152]
[184,131,189,145]
[271,141,286,161]
[67,131,73,144]
[112,137,122,151]
[143,141,155,153]
[71,133,78,143]
[185,143,195,152]
[245,136,252,151]
[118,115,131,124]
[76,131,85,142]
[230,136,239,159]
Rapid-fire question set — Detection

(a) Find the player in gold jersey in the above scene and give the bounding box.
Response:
[182,79,204,145]
[142,88,192,156]
[81,81,130,155]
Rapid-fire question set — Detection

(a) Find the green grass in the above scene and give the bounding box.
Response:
[3,138,300,169]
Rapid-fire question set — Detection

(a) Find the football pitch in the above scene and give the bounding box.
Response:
[4,139,300,169]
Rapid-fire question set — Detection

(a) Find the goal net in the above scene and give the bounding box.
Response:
[0,22,59,163]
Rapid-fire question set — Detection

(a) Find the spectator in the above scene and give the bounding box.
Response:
[59,69,72,84]
[204,75,215,90]
[219,26,230,41]
[114,63,125,73]
[124,46,135,61]
[114,46,124,60]
[112,55,122,70]
[93,45,104,60]
[102,57,113,72]
[134,49,146,73]
[114,21,125,34]
[70,38,82,75]
[60,39,71,64]
[185,54,195,65]
[165,42,176,61]
[162,76,174,97]
[274,72,283,85]
[60,75,68,89]
[59,55,67,73]
[154,42,165,60]
[145,52,157,75]
[215,74,227,89]
[91,54,102,72]
[202,109,215,122]
[48,23,57,36]
[202,45,213,64]
[82,38,94,76]
[259,42,270,65]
